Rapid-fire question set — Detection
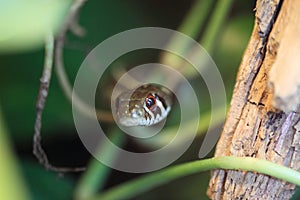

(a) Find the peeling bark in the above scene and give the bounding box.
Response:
[207,0,300,199]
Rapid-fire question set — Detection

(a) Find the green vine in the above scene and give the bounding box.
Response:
[93,156,300,200]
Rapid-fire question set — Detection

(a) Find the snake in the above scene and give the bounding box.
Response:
[115,84,173,126]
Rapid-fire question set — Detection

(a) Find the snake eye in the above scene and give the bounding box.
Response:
[145,94,156,110]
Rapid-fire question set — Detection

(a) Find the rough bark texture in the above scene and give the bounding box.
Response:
[207,0,300,199]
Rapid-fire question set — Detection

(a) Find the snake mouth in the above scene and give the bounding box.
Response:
[140,106,171,126]
[118,117,140,127]
[117,106,170,127]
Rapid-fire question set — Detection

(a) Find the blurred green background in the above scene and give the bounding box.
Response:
[0,1,275,200]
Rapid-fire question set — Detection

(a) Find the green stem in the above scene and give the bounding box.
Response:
[91,156,300,200]
[74,129,126,199]
[162,0,214,58]
[0,104,30,200]
[161,0,234,79]
[177,0,213,38]
[160,0,214,71]
[201,0,234,53]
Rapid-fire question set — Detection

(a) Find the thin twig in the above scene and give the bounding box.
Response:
[55,0,113,122]
[33,32,85,173]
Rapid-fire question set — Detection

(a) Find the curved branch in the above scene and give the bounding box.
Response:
[33,33,85,172]
[55,0,113,123]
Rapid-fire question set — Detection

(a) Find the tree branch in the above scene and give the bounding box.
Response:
[33,33,85,172]
[54,0,113,122]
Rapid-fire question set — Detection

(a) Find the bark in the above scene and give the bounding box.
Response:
[207,0,300,199]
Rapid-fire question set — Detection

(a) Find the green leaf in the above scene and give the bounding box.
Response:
[0,0,71,52]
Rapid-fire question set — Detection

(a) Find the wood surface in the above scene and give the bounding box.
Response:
[207,0,300,199]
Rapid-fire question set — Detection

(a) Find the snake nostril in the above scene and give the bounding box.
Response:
[131,108,143,118]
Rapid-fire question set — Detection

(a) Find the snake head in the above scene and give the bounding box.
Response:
[115,84,172,126]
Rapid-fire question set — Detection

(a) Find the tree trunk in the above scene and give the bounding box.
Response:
[207,0,300,199]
